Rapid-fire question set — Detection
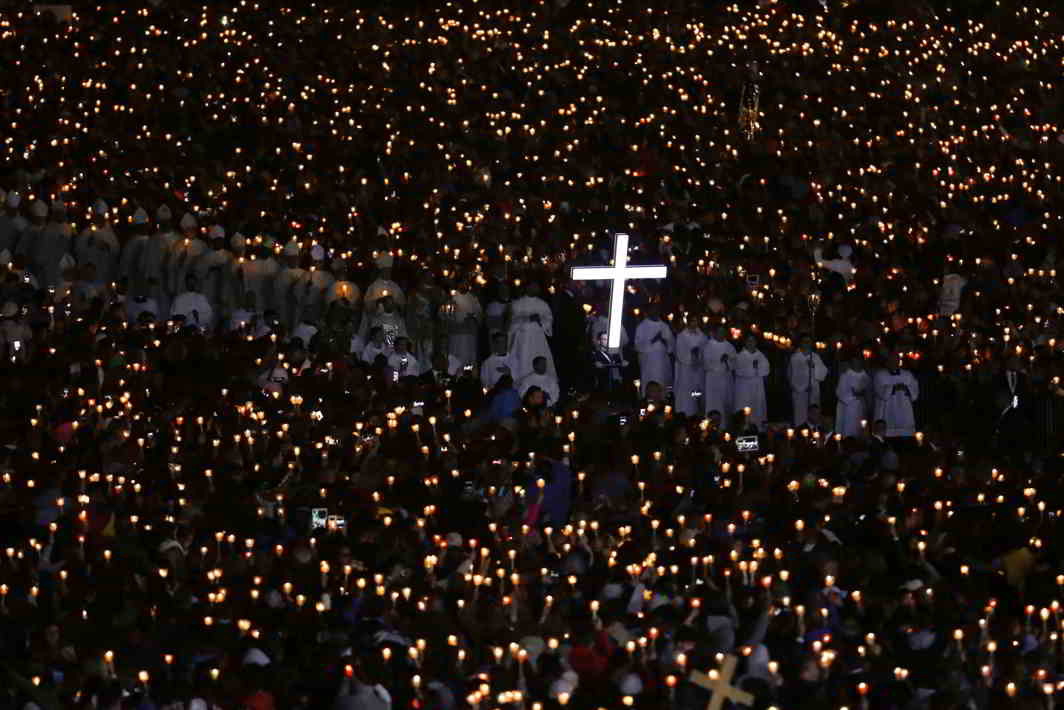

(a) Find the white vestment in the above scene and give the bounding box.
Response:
[443,291,482,369]
[835,369,871,438]
[701,338,737,422]
[789,350,829,425]
[733,349,770,428]
[509,320,555,382]
[874,369,919,437]
[634,318,674,395]
[673,329,708,416]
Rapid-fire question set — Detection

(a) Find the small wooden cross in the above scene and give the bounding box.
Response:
[690,654,754,710]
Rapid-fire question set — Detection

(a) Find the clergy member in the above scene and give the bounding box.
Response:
[673,317,707,416]
[834,354,871,438]
[789,335,828,426]
[874,357,919,438]
[733,334,770,429]
[634,304,674,397]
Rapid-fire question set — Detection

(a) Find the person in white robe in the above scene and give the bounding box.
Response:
[0,191,27,254]
[484,283,511,336]
[508,283,556,381]
[166,213,207,300]
[361,326,393,365]
[302,245,335,323]
[119,208,152,295]
[241,243,281,318]
[517,356,560,407]
[273,239,312,330]
[363,252,405,310]
[170,275,214,331]
[733,335,770,429]
[874,361,919,438]
[673,319,707,416]
[74,200,119,285]
[363,295,407,350]
[15,200,47,275]
[325,259,361,309]
[789,335,829,426]
[481,332,516,390]
[441,283,482,370]
[142,205,178,314]
[701,325,737,423]
[835,355,871,438]
[192,226,235,318]
[634,306,674,396]
[36,200,74,288]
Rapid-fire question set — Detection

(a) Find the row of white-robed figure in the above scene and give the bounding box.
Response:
[630,320,919,438]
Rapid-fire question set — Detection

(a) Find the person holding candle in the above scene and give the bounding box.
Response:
[733,334,770,430]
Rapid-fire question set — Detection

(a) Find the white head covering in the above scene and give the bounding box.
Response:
[208,224,225,241]
[94,199,109,216]
[231,233,246,251]
[188,700,208,710]
[30,200,48,218]
[156,204,172,221]
[375,252,394,269]
[179,213,197,231]
[133,208,149,225]
[283,238,300,257]
[310,244,325,262]
[838,244,853,259]
[6,192,20,208]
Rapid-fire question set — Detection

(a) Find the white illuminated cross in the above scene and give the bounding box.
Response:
[570,233,667,349]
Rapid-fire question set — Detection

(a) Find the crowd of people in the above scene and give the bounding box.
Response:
[0,0,1063,708]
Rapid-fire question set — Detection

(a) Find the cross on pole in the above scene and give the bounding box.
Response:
[690,655,754,710]
[570,233,667,349]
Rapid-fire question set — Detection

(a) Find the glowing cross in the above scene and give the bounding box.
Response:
[570,233,667,349]
[690,655,754,710]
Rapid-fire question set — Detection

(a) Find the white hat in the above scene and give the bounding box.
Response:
[94,199,109,216]
[59,253,76,271]
[1,302,17,318]
[375,252,394,269]
[156,204,172,221]
[310,244,325,261]
[283,238,300,257]
[231,232,246,250]
[6,192,20,208]
[208,224,225,241]
[30,200,48,218]
[133,208,149,225]
[179,213,197,231]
